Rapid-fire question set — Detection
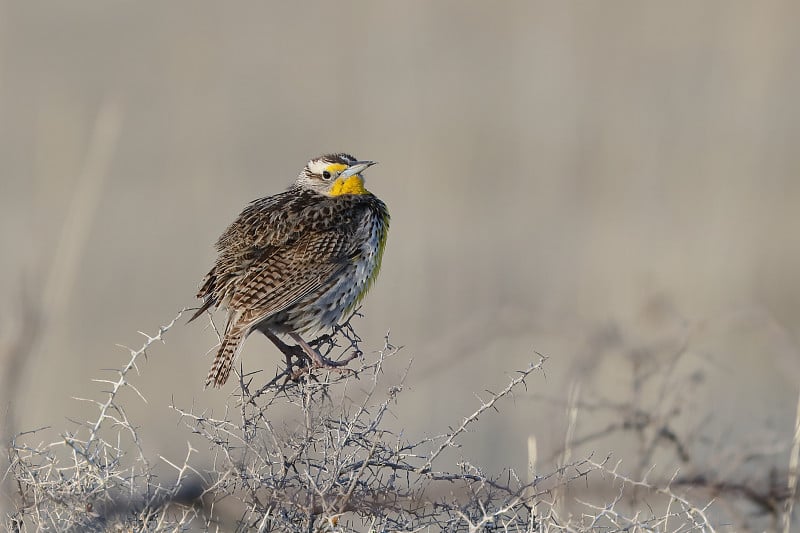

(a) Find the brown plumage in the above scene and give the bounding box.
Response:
[190,153,389,387]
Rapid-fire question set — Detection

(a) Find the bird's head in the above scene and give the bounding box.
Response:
[296,153,377,196]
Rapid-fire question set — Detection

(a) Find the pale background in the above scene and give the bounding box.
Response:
[1,0,799,519]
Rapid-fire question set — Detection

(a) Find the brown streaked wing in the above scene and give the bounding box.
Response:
[215,190,297,250]
[228,229,356,321]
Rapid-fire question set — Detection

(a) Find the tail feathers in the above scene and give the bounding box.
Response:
[188,270,217,323]
[206,326,246,388]
[188,296,216,323]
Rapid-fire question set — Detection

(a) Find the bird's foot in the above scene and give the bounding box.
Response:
[266,330,357,382]
[264,331,308,382]
[289,332,358,373]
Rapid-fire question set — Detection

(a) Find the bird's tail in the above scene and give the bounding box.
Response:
[206,325,246,388]
[188,269,218,323]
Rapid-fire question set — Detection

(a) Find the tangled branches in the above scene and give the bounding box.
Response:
[174,321,556,531]
[5,309,776,531]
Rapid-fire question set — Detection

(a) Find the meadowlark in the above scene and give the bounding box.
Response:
[189,153,390,387]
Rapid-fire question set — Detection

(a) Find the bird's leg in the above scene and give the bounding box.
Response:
[288,332,357,369]
[265,331,307,375]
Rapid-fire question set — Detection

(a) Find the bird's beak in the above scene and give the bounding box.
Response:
[341,160,377,178]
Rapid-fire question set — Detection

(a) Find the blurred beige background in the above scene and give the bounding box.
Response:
[2,0,800,507]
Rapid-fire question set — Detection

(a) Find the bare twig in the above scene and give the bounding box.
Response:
[417,355,546,474]
[782,390,800,533]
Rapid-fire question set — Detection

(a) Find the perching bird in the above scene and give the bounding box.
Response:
[189,153,390,387]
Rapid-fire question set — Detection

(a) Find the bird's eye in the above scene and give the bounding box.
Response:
[322,170,332,180]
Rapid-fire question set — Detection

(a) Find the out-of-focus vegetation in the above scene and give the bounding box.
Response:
[1,3,799,530]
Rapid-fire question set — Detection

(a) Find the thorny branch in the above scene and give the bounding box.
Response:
[5,310,797,531]
[418,355,546,475]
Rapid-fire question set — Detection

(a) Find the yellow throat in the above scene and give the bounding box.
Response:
[330,175,368,196]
